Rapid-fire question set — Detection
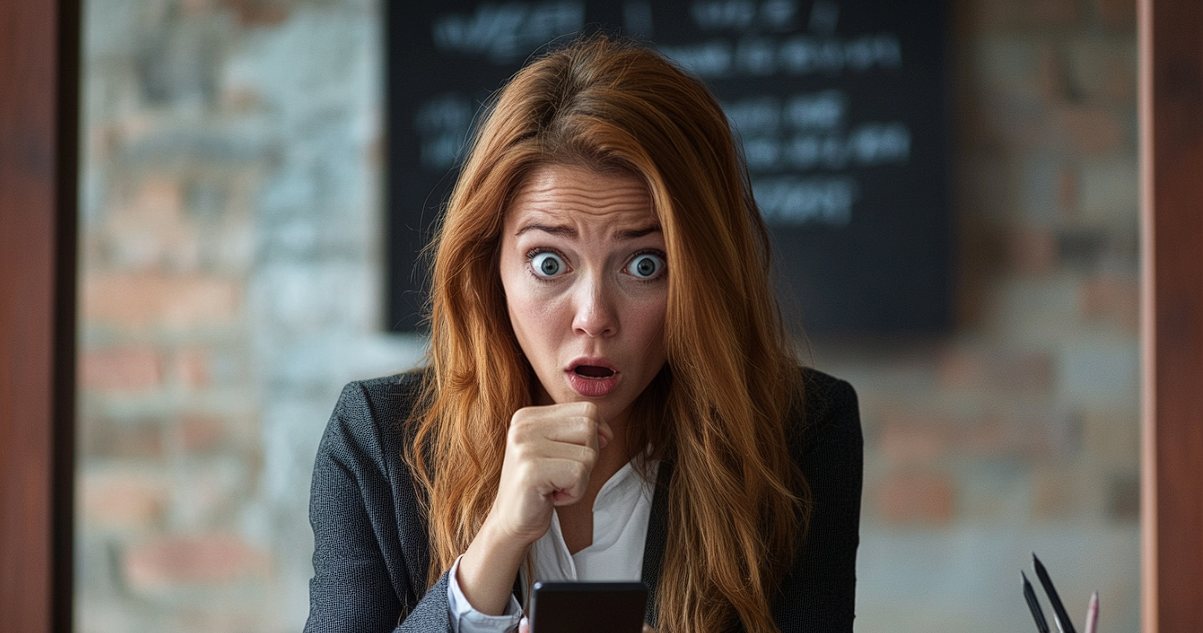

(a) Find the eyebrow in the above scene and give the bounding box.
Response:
[515,223,576,238]
[514,223,662,241]
[614,225,662,240]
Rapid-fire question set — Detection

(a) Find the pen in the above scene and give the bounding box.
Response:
[1033,553,1078,633]
[1022,571,1050,633]
[1084,591,1099,633]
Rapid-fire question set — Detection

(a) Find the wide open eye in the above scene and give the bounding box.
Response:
[531,252,567,278]
[626,253,666,279]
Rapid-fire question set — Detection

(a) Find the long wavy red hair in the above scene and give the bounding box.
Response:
[407,35,808,633]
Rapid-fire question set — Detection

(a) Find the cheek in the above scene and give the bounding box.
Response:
[501,275,559,360]
[627,297,669,356]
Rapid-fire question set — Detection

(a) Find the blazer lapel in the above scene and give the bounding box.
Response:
[640,459,673,628]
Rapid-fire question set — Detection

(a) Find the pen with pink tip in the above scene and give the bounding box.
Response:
[1084,591,1099,633]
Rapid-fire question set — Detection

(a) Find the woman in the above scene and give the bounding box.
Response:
[306,36,862,633]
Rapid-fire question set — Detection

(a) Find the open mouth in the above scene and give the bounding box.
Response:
[573,365,615,379]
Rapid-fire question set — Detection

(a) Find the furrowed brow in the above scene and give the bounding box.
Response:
[514,224,577,238]
[614,225,662,241]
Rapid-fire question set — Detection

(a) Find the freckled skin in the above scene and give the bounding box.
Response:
[499,164,669,434]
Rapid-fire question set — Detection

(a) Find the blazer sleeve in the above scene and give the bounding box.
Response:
[305,379,456,633]
[773,373,864,633]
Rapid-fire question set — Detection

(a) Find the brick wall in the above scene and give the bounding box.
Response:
[77,0,1139,631]
[77,1,422,631]
[837,0,1140,629]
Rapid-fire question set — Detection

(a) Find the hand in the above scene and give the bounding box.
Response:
[486,401,613,546]
[456,401,612,616]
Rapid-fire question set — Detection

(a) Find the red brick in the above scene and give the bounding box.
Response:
[176,413,228,454]
[106,177,203,270]
[1007,225,1058,274]
[1046,105,1126,153]
[123,533,271,591]
[220,85,263,113]
[82,471,169,528]
[880,407,1072,463]
[879,412,954,463]
[1080,274,1139,331]
[80,415,164,459]
[1093,0,1135,30]
[81,347,163,392]
[877,470,956,524]
[133,177,183,215]
[220,0,291,26]
[83,272,240,329]
[1032,466,1078,518]
[971,0,1083,30]
[173,348,210,389]
[937,346,1055,393]
[973,103,1126,154]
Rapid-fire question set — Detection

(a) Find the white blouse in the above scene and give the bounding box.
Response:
[446,459,659,633]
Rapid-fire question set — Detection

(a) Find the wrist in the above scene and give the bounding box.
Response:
[457,519,530,616]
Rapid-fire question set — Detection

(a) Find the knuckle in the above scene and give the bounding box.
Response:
[574,414,596,436]
[508,415,538,442]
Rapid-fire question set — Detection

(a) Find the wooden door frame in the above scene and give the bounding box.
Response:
[0,1,79,631]
[1140,0,1203,631]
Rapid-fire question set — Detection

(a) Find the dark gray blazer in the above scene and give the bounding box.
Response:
[305,369,862,632]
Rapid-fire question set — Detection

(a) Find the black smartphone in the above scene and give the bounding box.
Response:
[529,581,647,633]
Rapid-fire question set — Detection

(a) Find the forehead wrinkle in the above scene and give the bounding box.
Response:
[508,166,658,241]
[511,210,661,244]
[515,187,650,216]
[510,203,657,242]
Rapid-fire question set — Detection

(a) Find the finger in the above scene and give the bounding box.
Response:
[564,401,611,450]
[538,457,592,505]
[642,624,656,633]
[545,411,607,447]
[538,402,609,450]
[534,438,598,466]
[512,410,601,448]
[519,616,530,633]
[597,418,613,449]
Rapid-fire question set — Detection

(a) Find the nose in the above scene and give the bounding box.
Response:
[572,274,618,338]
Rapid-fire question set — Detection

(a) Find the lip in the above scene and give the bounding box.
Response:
[564,357,620,398]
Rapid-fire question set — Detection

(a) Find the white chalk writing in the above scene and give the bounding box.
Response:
[753,176,856,226]
[433,2,585,62]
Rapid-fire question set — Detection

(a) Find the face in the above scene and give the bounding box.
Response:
[499,164,669,428]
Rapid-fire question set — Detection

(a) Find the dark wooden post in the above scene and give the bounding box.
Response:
[0,1,79,631]
[1141,0,1203,631]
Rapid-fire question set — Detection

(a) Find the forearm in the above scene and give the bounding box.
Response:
[455,519,529,616]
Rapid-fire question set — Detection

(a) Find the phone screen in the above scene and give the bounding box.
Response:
[529,581,647,633]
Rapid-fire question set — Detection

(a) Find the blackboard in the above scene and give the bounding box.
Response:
[386,0,951,334]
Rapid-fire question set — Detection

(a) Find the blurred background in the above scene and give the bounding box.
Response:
[75,0,1140,631]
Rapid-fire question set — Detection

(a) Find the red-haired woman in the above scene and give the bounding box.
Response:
[306,36,862,633]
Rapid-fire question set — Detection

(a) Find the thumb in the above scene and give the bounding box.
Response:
[518,615,530,633]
